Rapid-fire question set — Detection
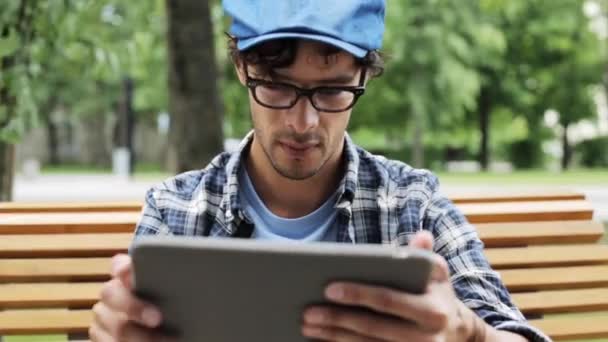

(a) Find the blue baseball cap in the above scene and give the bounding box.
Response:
[223,0,386,58]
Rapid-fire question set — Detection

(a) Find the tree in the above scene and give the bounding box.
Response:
[166,0,224,172]
[352,0,484,168]
[0,1,59,200]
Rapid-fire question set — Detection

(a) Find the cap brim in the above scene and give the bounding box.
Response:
[237,32,367,58]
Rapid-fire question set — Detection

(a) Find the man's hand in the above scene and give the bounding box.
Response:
[301,231,500,342]
[89,254,174,342]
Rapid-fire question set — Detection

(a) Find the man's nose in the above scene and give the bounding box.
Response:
[285,96,320,133]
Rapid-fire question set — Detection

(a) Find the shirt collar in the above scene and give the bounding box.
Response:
[221,130,360,227]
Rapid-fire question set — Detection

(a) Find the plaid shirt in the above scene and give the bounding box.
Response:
[134,132,550,341]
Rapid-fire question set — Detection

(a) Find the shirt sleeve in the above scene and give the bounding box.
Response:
[129,188,173,254]
[425,193,551,342]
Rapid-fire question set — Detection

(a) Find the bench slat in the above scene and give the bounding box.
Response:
[0,233,132,257]
[458,200,594,223]
[2,307,606,340]
[0,201,142,214]
[0,283,100,309]
[2,234,608,268]
[1,215,602,249]
[476,220,604,247]
[513,288,608,315]
[3,258,608,293]
[0,258,111,282]
[0,200,593,235]
[0,309,92,334]
[530,315,608,340]
[3,282,606,316]
[486,244,608,269]
[448,190,585,204]
[500,265,608,291]
[0,212,140,234]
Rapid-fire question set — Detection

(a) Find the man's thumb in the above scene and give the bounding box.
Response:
[410,230,434,251]
[111,253,134,289]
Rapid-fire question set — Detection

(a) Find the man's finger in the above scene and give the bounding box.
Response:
[324,282,450,333]
[99,278,162,328]
[89,321,114,342]
[303,306,433,342]
[302,324,386,342]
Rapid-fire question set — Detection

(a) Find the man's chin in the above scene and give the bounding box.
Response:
[272,162,320,181]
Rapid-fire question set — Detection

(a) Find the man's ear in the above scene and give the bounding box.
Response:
[234,63,247,86]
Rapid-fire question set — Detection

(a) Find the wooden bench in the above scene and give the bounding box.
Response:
[0,194,606,340]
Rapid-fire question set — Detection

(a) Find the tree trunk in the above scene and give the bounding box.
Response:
[0,56,15,201]
[115,77,136,174]
[477,85,492,171]
[0,142,15,201]
[166,0,224,173]
[561,123,570,171]
[412,111,424,168]
[46,120,59,165]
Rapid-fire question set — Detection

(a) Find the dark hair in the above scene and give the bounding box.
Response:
[227,34,384,79]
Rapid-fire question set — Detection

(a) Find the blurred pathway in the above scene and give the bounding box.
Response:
[13,173,608,222]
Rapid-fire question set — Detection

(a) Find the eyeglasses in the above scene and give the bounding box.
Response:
[244,64,366,113]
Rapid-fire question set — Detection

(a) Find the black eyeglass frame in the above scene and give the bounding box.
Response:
[244,64,367,113]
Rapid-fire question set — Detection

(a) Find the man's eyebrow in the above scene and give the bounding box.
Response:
[272,72,357,85]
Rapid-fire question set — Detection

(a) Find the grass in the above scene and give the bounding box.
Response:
[39,163,608,185]
[4,336,66,342]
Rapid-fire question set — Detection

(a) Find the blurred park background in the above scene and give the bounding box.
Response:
[1,0,607,223]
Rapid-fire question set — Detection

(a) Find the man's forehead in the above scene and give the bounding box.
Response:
[274,51,358,84]
[288,41,357,74]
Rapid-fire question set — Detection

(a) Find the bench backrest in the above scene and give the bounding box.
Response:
[0,194,606,340]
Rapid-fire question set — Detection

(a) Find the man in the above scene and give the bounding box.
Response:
[90,1,550,341]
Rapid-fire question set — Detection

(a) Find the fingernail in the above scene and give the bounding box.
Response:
[111,256,127,276]
[142,307,161,326]
[305,309,325,324]
[326,285,344,300]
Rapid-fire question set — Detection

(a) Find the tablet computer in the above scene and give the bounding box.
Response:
[131,236,435,342]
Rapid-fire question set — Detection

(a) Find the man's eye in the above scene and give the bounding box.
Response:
[262,84,289,91]
[317,88,343,96]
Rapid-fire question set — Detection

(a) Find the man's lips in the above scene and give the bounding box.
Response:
[279,140,319,150]
[278,140,319,158]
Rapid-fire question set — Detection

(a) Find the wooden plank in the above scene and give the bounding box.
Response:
[485,244,608,269]
[2,282,606,316]
[2,309,606,340]
[448,190,585,204]
[457,200,593,223]
[475,220,604,247]
[0,212,140,234]
[513,288,608,315]
[0,283,100,309]
[0,309,92,334]
[0,233,131,257]
[0,258,111,282]
[0,201,142,213]
[530,315,608,340]
[500,265,608,292]
[2,233,607,267]
[2,256,607,294]
[0,200,593,235]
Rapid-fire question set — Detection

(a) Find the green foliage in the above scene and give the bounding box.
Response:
[507,138,545,169]
[0,0,167,144]
[2,0,605,171]
[354,0,485,139]
[576,136,608,168]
